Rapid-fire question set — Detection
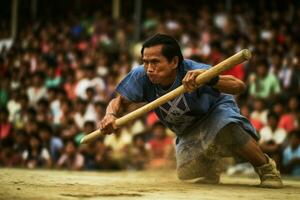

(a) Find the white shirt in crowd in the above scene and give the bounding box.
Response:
[75,77,105,100]
[259,126,287,144]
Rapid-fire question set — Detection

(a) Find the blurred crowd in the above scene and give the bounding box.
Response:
[1,1,300,176]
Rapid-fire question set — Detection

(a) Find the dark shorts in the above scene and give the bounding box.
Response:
[176,122,252,180]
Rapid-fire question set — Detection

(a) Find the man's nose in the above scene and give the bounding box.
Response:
[146,63,155,73]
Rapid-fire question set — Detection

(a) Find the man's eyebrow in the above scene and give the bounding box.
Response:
[143,58,159,62]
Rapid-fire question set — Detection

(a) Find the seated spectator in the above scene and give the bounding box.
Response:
[13,129,28,160]
[73,98,88,129]
[22,135,52,169]
[147,122,174,169]
[282,129,300,176]
[36,98,52,123]
[6,89,21,122]
[240,104,263,132]
[12,94,29,129]
[128,134,150,170]
[104,128,132,169]
[249,60,281,100]
[272,99,285,117]
[39,124,63,161]
[26,72,47,105]
[250,98,269,126]
[57,140,84,170]
[61,119,79,140]
[76,121,99,169]
[259,112,287,165]
[0,138,22,167]
[0,107,12,140]
[84,87,97,122]
[93,137,113,170]
[45,67,62,88]
[279,96,299,133]
[63,71,78,101]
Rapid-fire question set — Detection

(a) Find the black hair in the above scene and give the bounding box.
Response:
[267,111,279,122]
[84,121,96,129]
[39,123,53,135]
[141,33,183,67]
[290,129,300,139]
[0,107,9,116]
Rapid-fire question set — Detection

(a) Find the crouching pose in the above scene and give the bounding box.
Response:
[99,34,283,188]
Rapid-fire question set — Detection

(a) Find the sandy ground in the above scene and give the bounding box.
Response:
[0,168,300,200]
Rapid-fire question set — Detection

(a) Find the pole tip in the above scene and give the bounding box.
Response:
[80,137,86,144]
[242,49,252,60]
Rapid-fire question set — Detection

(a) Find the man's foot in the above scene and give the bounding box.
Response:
[255,155,283,188]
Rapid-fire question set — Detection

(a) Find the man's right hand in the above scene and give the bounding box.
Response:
[99,114,118,135]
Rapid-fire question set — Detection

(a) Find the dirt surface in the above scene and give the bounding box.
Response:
[0,168,300,200]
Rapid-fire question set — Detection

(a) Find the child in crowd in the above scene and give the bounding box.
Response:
[57,140,84,170]
[259,112,287,165]
[282,129,300,176]
[22,135,52,168]
[147,122,174,169]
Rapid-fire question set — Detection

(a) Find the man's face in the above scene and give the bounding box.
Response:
[143,45,178,87]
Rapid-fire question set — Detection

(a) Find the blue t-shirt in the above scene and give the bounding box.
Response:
[116,59,258,146]
[283,145,300,176]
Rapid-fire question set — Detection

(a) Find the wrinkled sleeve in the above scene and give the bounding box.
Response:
[116,67,146,102]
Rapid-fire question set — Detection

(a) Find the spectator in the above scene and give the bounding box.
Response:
[73,98,88,129]
[104,129,132,169]
[250,98,268,126]
[259,112,287,165]
[278,96,299,133]
[282,129,300,176]
[22,135,52,169]
[57,140,84,170]
[147,122,174,169]
[6,89,21,122]
[0,138,22,167]
[75,66,105,100]
[26,72,47,105]
[128,134,150,170]
[240,104,263,132]
[0,107,12,140]
[249,60,281,100]
[39,124,63,161]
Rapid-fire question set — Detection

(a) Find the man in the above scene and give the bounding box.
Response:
[99,34,283,188]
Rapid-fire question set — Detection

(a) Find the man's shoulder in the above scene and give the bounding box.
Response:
[182,59,210,70]
[130,65,147,77]
[129,65,147,81]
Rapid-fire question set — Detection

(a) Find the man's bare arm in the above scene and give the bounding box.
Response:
[214,75,246,95]
[183,69,246,95]
[100,94,132,134]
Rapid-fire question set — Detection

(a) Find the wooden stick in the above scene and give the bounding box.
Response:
[80,49,252,144]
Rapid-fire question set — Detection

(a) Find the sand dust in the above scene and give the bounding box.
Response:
[0,168,300,200]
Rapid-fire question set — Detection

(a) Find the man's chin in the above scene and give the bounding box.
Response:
[149,78,160,84]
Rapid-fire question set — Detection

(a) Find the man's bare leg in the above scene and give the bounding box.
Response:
[235,137,283,188]
[236,137,267,167]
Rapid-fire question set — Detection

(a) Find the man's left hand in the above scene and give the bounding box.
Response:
[182,69,206,93]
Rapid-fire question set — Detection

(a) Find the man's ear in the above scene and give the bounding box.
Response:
[171,56,179,69]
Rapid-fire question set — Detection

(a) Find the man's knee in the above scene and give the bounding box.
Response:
[176,159,206,180]
[177,165,193,180]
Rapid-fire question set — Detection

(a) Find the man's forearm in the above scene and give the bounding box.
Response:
[106,96,122,117]
[106,95,131,117]
[213,75,246,95]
